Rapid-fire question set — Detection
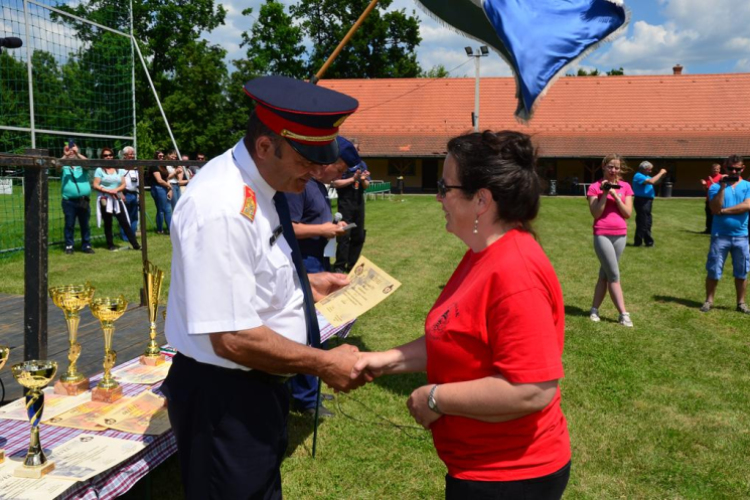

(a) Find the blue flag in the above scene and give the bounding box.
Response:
[417,0,629,121]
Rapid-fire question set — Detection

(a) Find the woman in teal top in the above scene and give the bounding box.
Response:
[92,147,140,251]
[60,143,94,254]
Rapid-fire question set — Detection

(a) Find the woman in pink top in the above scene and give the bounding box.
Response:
[586,154,634,326]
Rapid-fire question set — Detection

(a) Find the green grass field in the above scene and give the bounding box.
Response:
[2,195,749,499]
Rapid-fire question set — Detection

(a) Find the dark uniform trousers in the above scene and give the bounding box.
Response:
[633,196,654,246]
[163,353,289,499]
[334,196,366,273]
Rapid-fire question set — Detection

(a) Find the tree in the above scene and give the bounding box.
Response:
[290,0,422,78]
[420,65,450,78]
[577,68,600,76]
[607,67,625,76]
[239,2,306,78]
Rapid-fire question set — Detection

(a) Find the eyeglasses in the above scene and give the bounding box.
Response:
[437,178,466,198]
[197,157,205,161]
[726,165,744,172]
[103,154,114,158]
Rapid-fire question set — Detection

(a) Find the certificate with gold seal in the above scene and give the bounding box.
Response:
[46,434,146,482]
[93,391,171,435]
[43,400,114,432]
[0,461,74,499]
[315,255,401,327]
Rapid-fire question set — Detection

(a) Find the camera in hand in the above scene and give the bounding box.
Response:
[602,181,621,190]
[723,176,740,184]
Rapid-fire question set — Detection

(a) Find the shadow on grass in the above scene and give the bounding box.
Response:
[653,295,704,309]
[564,304,620,323]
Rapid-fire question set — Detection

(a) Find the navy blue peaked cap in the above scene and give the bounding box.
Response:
[336,136,362,168]
[244,76,359,165]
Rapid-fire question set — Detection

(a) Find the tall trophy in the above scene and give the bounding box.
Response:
[90,296,127,403]
[0,345,8,464]
[49,283,95,395]
[11,360,57,478]
[141,261,166,366]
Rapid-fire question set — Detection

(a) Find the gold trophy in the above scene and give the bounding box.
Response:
[141,262,166,366]
[49,283,95,395]
[0,345,8,464]
[11,360,57,478]
[90,296,127,403]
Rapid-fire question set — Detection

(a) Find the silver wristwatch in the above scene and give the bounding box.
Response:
[427,384,442,414]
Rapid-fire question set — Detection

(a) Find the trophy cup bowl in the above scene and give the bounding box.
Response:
[90,296,128,403]
[11,360,57,478]
[141,262,166,366]
[0,346,8,464]
[49,283,95,395]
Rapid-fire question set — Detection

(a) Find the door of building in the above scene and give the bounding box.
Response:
[422,158,438,192]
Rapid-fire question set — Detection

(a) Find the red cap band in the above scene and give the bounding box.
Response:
[255,105,338,146]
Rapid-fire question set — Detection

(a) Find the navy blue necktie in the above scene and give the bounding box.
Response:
[273,192,321,348]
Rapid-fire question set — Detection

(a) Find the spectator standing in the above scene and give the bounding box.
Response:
[119,146,139,241]
[701,155,750,314]
[700,163,723,234]
[92,147,140,251]
[165,150,184,210]
[285,156,349,418]
[148,151,172,234]
[331,137,370,273]
[587,154,634,326]
[632,161,667,247]
[179,154,191,194]
[190,153,207,177]
[60,142,94,254]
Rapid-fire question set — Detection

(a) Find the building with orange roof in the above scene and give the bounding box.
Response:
[321,67,750,196]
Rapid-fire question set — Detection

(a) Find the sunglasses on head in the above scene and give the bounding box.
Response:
[437,178,466,198]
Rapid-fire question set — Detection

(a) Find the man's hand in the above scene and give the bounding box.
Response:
[319,222,346,239]
[309,272,349,302]
[658,169,667,175]
[319,344,365,393]
[407,384,443,429]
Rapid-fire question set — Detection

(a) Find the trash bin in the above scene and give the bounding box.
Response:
[661,181,673,198]
[396,176,404,195]
[549,179,557,196]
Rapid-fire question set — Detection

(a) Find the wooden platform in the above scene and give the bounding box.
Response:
[0,293,166,403]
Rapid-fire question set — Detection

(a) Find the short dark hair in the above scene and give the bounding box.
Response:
[447,130,541,234]
[724,155,743,168]
[246,112,283,159]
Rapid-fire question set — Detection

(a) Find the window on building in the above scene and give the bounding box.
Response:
[388,158,416,176]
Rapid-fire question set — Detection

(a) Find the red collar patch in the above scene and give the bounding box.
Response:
[241,185,257,222]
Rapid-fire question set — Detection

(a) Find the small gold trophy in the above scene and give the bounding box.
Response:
[90,296,127,403]
[11,360,57,478]
[141,262,166,366]
[0,345,8,464]
[49,283,95,395]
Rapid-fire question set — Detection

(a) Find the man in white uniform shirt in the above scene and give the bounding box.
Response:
[162,76,365,499]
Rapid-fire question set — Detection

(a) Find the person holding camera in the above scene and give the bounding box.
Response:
[60,141,94,255]
[701,155,750,314]
[632,161,668,247]
[587,154,634,326]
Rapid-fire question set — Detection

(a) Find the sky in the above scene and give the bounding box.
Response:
[204,0,750,77]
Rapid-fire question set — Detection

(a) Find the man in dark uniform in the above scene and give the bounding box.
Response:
[286,157,349,417]
[162,76,366,499]
[332,137,370,273]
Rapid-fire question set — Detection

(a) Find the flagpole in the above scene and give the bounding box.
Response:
[310,0,380,84]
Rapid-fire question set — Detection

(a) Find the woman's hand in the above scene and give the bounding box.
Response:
[167,189,173,201]
[407,384,442,429]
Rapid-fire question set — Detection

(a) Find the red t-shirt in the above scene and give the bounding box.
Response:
[425,229,570,481]
[704,173,723,199]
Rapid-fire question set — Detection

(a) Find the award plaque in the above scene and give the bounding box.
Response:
[90,296,127,403]
[11,360,58,478]
[49,283,95,395]
[141,262,166,366]
[0,345,8,464]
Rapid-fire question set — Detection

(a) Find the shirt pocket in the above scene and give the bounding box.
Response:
[265,238,295,310]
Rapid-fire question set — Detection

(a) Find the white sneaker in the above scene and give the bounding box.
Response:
[589,308,601,322]
[619,313,633,327]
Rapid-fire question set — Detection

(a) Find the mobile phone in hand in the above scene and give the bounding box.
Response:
[341,223,357,232]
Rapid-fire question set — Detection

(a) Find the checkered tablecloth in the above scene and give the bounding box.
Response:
[0,354,176,500]
[0,316,355,500]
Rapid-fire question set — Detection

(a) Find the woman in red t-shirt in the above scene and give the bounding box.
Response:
[352,131,571,499]
[586,154,634,327]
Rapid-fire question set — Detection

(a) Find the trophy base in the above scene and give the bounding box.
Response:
[54,378,90,396]
[0,449,4,464]
[140,354,166,366]
[14,461,55,478]
[92,385,123,403]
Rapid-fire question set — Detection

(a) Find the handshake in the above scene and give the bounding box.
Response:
[317,344,386,393]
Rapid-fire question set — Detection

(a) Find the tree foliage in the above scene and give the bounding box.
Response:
[420,65,450,78]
